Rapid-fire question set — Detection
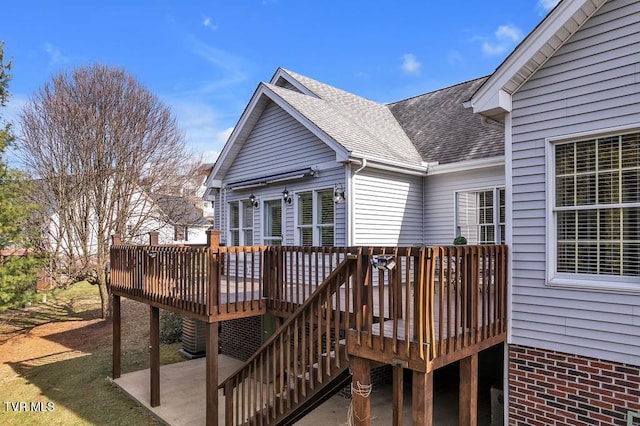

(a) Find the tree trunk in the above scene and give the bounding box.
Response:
[98,275,112,319]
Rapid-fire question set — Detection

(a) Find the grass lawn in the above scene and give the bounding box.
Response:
[0,281,186,425]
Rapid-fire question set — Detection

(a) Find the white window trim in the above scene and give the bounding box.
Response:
[294,188,335,246]
[454,186,505,245]
[228,199,255,246]
[545,124,640,293]
[262,198,284,245]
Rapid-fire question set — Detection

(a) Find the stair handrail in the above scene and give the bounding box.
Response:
[220,253,357,425]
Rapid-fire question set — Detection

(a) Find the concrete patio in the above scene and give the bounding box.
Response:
[111,355,495,425]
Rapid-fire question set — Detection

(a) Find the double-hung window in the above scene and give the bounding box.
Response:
[456,188,505,244]
[551,131,640,283]
[228,200,254,246]
[297,189,334,246]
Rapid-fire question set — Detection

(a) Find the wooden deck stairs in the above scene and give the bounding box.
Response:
[220,256,357,426]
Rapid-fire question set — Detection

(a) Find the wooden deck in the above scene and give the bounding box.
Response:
[110,233,508,426]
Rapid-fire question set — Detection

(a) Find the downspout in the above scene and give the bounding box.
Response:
[348,159,367,246]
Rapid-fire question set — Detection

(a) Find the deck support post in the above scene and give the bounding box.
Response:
[112,294,121,379]
[412,370,433,426]
[392,365,404,426]
[350,356,371,426]
[205,321,219,426]
[459,353,478,426]
[150,306,160,407]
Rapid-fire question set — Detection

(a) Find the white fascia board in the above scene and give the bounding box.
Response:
[269,68,316,97]
[472,89,512,116]
[427,156,505,176]
[207,179,222,189]
[348,153,428,176]
[470,0,604,115]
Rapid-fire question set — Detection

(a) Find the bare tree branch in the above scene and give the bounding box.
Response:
[17,64,196,318]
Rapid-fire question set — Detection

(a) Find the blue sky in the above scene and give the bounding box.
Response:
[3,0,559,163]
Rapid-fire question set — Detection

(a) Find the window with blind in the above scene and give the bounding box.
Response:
[552,132,640,279]
[229,202,240,246]
[297,189,334,246]
[456,188,505,244]
[264,199,282,246]
[228,200,254,246]
[318,190,334,246]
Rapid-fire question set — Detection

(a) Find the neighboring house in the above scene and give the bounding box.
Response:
[152,195,211,245]
[468,0,640,424]
[42,166,212,284]
[205,68,505,248]
[189,162,215,223]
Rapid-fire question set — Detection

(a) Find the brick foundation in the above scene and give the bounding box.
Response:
[509,344,640,426]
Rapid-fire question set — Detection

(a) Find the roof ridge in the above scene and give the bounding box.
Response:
[387,76,490,106]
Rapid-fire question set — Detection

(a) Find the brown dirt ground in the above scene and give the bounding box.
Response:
[0,296,149,366]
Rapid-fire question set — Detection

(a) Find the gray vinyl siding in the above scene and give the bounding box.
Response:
[216,100,346,246]
[224,101,336,183]
[423,166,504,245]
[510,0,640,366]
[352,168,423,246]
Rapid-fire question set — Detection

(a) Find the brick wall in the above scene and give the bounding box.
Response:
[509,344,640,425]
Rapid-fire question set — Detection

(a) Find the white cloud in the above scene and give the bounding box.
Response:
[481,24,523,56]
[164,97,233,162]
[496,25,523,43]
[202,16,218,31]
[183,35,249,94]
[537,0,560,12]
[400,54,421,75]
[200,150,220,163]
[197,128,231,163]
[447,50,465,67]
[43,43,67,66]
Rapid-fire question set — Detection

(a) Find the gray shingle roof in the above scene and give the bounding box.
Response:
[276,69,424,166]
[387,77,504,165]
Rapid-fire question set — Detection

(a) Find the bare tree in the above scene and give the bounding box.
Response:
[18,64,196,318]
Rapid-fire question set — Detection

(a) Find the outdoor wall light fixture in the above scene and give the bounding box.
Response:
[333,183,345,204]
[371,254,396,270]
[248,193,259,208]
[282,187,293,205]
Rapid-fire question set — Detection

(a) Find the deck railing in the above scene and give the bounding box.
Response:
[266,246,349,316]
[110,244,353,321]
[110,245,212,317]
[348,244,508,371]
[110,243,508,366]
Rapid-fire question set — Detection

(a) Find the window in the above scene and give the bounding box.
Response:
[228,200,254,246]
[297,189,334,246]
[264,199,283,246]
[552,132,640,279]
[174,226,187,241]
[456,188,505,244]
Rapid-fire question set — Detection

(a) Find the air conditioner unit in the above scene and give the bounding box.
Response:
[179,317,206,359]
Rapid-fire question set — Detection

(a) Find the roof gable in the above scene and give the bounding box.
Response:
[206,83,351,187]
[469,0,609,119]
[207,69,425,186]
